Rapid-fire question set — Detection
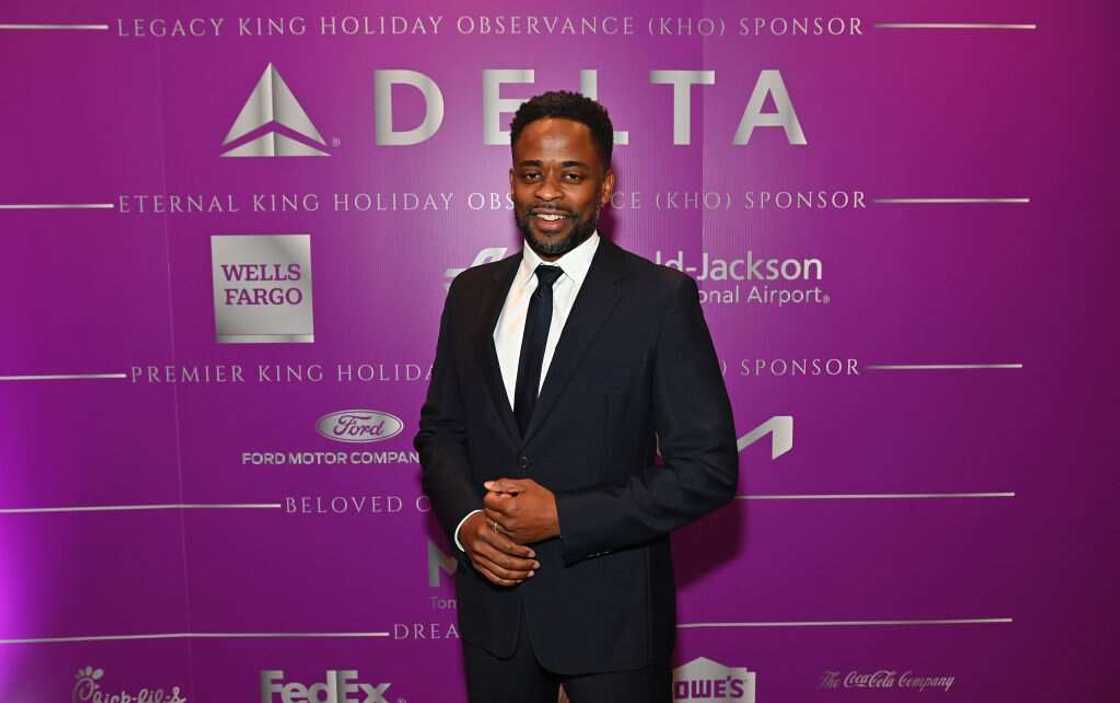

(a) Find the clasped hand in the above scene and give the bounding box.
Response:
[460,478,560,588]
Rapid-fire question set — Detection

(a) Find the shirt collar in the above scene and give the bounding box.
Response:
[518,230,600,288]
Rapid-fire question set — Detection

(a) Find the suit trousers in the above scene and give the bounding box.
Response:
[462,599,671,703]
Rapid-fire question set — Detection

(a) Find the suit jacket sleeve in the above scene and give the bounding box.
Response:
[553,274,739,566]
[414,276,483,551]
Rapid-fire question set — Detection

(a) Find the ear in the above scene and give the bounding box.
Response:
[600,168,616,206]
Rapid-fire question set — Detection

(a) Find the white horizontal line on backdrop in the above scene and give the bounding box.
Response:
[0,24,110,31]
[0,364,1024,382]
[680,617,1013,629]
[1,619,1012,644]
[0,203,114,208]
[739,492,1014,501]
[0,503,282,515]
[0,631,390,645]
[874,23,1036,30]
[866,363,1023,370]
[872,197,1030,204]
[0,373,126,381]
[2,495,1014,515]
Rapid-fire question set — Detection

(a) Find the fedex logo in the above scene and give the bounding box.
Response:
[260,670,391,703]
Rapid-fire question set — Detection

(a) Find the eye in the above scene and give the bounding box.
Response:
[521,172,541,182]
[563,173,584,182]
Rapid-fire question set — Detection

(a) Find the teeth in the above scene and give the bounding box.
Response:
[535,213,565,221]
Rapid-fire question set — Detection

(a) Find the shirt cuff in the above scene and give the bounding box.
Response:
[453,509,483,551]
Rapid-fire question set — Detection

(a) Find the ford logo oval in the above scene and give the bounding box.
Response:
[316,409,404,444]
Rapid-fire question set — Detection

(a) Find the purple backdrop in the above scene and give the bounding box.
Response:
[1,0,1116,700]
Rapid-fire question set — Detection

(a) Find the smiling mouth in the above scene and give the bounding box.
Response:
[532,211,570,222]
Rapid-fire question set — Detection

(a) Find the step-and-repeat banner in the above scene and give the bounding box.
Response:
[2,0,1114,700]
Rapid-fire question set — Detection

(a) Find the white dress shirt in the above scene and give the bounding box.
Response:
[453,230,601,550]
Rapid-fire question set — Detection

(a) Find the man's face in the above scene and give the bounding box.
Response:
[509,117,615,260]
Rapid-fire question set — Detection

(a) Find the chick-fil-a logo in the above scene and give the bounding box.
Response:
[72,666,187,703]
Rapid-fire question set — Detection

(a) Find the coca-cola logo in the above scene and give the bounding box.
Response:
[844,670,895,688]
[316,409,404,443]
[819,669,956,693]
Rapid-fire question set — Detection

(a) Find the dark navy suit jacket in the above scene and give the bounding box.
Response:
[415,237,738,675]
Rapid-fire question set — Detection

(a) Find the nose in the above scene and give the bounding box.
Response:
[533,171,563,201]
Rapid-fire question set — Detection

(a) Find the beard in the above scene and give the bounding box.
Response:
[515,201,601,259]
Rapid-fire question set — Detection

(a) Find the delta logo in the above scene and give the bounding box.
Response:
[221,62,808,158]
[222,63,330,157]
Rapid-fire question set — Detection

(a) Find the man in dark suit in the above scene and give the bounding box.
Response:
[415,90,738,702]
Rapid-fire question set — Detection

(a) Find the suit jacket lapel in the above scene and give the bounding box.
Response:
[522,238,627,446]
[478,254,522,446]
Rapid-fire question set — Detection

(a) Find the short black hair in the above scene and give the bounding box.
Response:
[509,90,614,170]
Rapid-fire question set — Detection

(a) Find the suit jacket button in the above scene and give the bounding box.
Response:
[518,455,531,469]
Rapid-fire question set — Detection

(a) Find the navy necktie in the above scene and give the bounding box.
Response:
[513,265,563,437]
